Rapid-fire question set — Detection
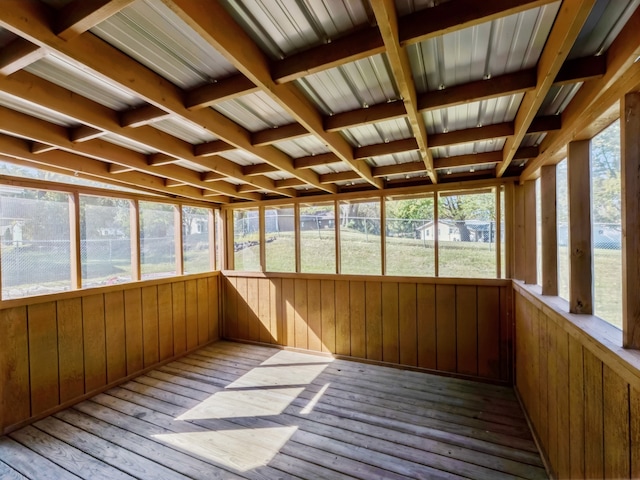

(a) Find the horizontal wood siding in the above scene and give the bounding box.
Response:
[514,288,640,479]
[0,274,220,435]
[222,273,512,382]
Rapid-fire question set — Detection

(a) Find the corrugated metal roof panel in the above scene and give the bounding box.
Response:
[395,0,453,17]
[219,149,264,166]
[539,83,583,116]
[297,54,399,115]
[0,91,78,127]
[370,150,422,167]
[152,117,218,144]
[101,133,156,154]
[273,136,330,158]
[264,170,293,181]
[213,91,294,132]
[569,0,640,58]
[91,0,237,89]
[221,0,373,59]
[424,94,523,134]
[174,160,208,173]
[432,139,506,159]
[343,118,412,147]
[408,2,561,93]
[25,55,141,110]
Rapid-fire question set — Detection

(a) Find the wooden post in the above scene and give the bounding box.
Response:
[130,199,140,281]
[381,197,387,275]
[69,192,82,289]
[568,140,593,314]
[496,186,501,278]
[225,209,234,270]
[541,164,558,295]
[514,184,525,280]
[505,182,515,279]
[524,180,537,284]
[434,192,439,277]
[622,92,640,348]
[259,205,266,272]
[174,205,183,276]
[294,203,301,273]
[208,209,216,271]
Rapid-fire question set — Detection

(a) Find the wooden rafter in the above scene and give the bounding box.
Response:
[0,103,261,201]
[120,105,171,128]
[496,0,596,177]
[56,0,137,40]
[521,6,640,180]
[0,0,334,194]
[0,133,219,203]
[370,0,437,184]
[0,70,291,198]
[184,74,259,110]
[162,0,383,190]
[0,38,46,76]
[271,0,554,84]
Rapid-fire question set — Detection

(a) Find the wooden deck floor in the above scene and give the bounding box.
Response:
[0,341,547,480]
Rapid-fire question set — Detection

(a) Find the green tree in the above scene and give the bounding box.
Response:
[591,120,621,224]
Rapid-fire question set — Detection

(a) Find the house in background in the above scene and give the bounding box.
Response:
[416,220,460,241]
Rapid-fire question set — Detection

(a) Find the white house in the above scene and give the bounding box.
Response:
[416,220,460,242]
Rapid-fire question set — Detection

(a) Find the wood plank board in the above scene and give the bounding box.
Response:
[0,307,30,431]
[307,279,322,352]
[335,279,350,356]
[398,283,417,367]
[568,337,585,479]
[184,279,199,349]
[104,291,127,383]
[320,279,336,353]
[365,281,382,361]
[141,286,160,368]
[196,278,210,345]
[436,284,456,372]
[476,286,499,379]
[56,298,84,403]
[416,283,437,370]
[156,283,174,361]
[2,341,546,480]
[294,278,308,350]
[171,281,187,354]
[603,365,630,479]
[456,286,477,376]
[124,288,143,375]
[246,277,260,342]
[381,282,399,364]
[584,348,604,479]
[28,302,60,415]
[349,280,366,359]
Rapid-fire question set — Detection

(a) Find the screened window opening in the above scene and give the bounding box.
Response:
[265,206,295,272]
[590,120,622,328]
[556,159,570,301]
[234,208,261,272]
[340,200,381,275]
[300,202,336,274]
[80,196,132,287]
[385,195,435,276]
[183,206,211,274]
[438,190,497,278]
[0,187,71,299]
[140,201,176,279]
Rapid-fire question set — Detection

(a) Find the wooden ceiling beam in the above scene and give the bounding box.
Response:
[147,153,178,167]
[275,178,307,189]
[522,6,640,180]
[294,153,341,169]
[270,0,554,84]
[0,70,290,197]
[355,138,418,160]
[319,171,361,184]
[417,69,537,112]
[399,0,557,46]
[243,163,280,176]
[109,163,134,174]
[0,1,333,193]
[496,0,595,177]
[370,0,437,184]
[193,140,235,157]
[372,161,426,178]
[324,101,406,133]
[69,125,106,143]
[0,133,217,202]
[31,142,57,154]
[251,123,309,147]
[515,146,539,160]
[56,0,137,40]
[184,74,258,110]
[163,0,374,189]
[528,115,561,134]
[0,103,262,200]
[165,179,187,187]
[554,55,606,86]
[0,38,46,76]
[434,151,503,170]
[201,171,225,182]
[120,104,171,128]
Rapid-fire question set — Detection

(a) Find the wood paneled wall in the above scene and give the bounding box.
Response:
[222,273,512,382]
[514,285,640,479]
[0,273,220,435]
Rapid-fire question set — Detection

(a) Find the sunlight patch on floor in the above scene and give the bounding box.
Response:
[154,426,298,472]
[176,387,305,420]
